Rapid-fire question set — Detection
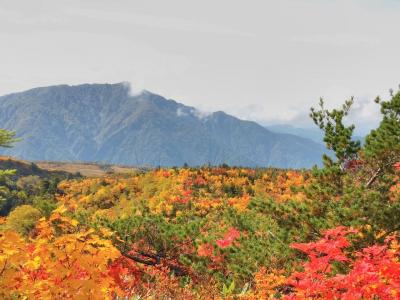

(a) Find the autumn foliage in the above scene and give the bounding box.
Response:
[0,164,397,299]
[287,227,400,299]
[0,89,399,298]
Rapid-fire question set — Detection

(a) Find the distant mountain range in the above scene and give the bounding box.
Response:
[267,124,324,145]
[0,83,327,168]
[267,124,365,146]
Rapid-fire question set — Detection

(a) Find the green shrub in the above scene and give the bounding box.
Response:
[5,205,42,235]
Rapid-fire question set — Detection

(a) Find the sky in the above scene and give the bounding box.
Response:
[1,0,400,134]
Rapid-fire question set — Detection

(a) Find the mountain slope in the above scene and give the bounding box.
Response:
[267,124,324,145]
[267,124,365,146]
[0,156,71,179]
[0,83,325,168]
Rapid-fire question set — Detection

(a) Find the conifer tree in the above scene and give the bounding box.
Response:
[0,129,18,178]
[0,129,17,148]
[0,130,17,215]
[310,97,361,169]
[364,89,400,187]
[309,98,361,196]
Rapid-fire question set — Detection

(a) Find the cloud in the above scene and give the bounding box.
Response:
[347,97,381,135]
[225,95,383,135]
[176,107,212,119]
[349,98,380,120]
[227,103,312,127]
[176,107,188,117]
[122,82,145,97]
[191,108,212,120]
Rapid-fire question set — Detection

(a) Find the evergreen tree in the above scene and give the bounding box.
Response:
[310,97,361,169]
[0,129,17,148]
[307,89,400,241]
[0,129,18,178]
[309,98,361,196]
[0,129,18,213]
[363,89,400,187]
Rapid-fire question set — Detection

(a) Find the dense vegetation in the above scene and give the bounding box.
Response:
[0,156,77,217]
[0,89,399,299]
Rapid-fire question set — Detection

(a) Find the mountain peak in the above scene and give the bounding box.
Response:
[0,83,325,168]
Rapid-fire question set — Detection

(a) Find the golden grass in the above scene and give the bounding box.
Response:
[36,161,137,177]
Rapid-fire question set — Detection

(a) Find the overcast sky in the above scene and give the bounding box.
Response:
[1,0,400,134]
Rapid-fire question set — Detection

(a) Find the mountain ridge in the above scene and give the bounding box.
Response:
[0,82,325,168]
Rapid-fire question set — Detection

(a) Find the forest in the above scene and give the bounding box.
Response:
[0,90,399,299]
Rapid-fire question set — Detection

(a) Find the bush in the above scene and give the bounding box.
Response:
[5,205,42,235]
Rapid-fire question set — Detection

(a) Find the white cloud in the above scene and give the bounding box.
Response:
[176,107,188,117]
[122,82,144,97]
[190,108,212,120]
[347,97,382,135]
[176,107,212,119]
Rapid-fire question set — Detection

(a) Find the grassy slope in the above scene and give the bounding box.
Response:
[0,156,138,177]
[36,161,138,177]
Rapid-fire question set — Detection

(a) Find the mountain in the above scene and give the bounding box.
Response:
[0,83,326,168]
[267,124,365,146]
[0,156,71,180]
[267,124,324,145]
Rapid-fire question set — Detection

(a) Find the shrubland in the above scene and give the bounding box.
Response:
[0,89,399,299]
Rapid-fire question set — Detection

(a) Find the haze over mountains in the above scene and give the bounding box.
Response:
[266,124,324,145]
[266,124,365,146]
[0,83,326,168]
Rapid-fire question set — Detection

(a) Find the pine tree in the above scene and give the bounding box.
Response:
[0,129,17,148]
[310,97,361,169]
[0,129,18,200]
[309,98,361,196]
[0,129,18,179]
[363,89,400,186]
[0,129,17,212]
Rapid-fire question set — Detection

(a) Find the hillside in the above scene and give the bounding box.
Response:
[0,156,140,177]
[35,161,139,177]
[267,124,365,145]
[0,156,70,179]
[0,83,325,168]
[267,124,325,144]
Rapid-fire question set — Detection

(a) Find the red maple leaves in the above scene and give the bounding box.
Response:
[216,227,240,249]
[286,227,400,299]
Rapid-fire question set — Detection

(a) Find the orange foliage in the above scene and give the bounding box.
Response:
[260,171,308,202]
[0,209,121,299]
[243,268,287,299]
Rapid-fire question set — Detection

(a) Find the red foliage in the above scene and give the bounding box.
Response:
[197,243,214,257]
[108,257,142,296]
[285,227,400,299]
[216,227,241,249]
[176,189,192,204]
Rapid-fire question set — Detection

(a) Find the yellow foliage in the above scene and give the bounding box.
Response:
[242,268,286,299]
[0,211,121,299]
